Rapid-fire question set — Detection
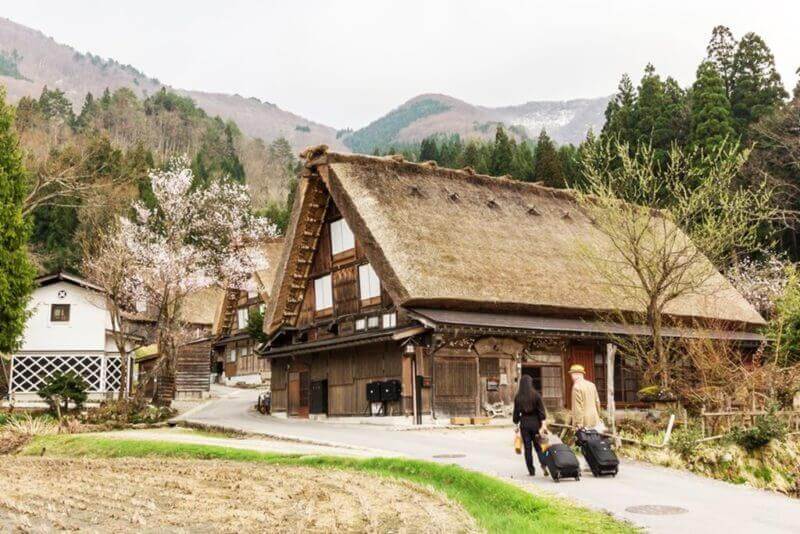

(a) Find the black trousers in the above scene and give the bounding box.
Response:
[521,426,546,474]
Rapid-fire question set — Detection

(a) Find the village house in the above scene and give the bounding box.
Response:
[211,239,284,386]
[2,272,141,405]
[259,146,765,423]
[132,287,224,402]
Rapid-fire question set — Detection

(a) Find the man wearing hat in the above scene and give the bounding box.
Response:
[569,364,605,431]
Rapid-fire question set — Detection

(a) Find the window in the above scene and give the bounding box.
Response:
[135,299,147,313]
[359,264,381,301]
[50,304,70,322]
[237,307,249,329]
[382,312,397,329]
[314,275,333,311]
[228,349,236,363]
[330,219,355,255]
[367,316,380,329]
[259,303,266,313]
[355,318,366,331]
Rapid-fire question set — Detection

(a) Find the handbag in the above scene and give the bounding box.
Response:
[514,433,523,455]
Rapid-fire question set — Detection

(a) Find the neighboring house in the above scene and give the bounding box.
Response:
[5,272,140,404]
[260,147,764,421]
[128,287,226,402]
[211,239,284,386]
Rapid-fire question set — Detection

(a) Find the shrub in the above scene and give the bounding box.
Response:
[4,413,58,436]
[728,406,788,451]
[38,371,89,415]
[637,385,677,403]
[669,427,703,458]
[80,399,175,426]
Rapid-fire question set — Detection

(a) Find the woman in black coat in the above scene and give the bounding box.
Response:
[513,374,548,476]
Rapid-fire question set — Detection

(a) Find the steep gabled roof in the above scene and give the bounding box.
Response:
[212,239,285,337]
[264,147,764,336]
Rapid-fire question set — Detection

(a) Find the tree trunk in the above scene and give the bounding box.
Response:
[648,298,669,391]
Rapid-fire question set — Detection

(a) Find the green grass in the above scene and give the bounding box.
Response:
[23,434,635,533]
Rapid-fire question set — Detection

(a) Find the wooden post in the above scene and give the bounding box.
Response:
[700,404,706,437]
[662,414,675,446]
[605,343,618,446]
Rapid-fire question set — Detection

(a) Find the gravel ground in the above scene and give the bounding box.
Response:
[0,456,477,533]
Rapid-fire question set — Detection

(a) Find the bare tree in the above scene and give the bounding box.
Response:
[82,223,141,400]
[575,140,776,390]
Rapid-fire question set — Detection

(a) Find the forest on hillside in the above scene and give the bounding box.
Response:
[371,26,800,261]
[12,86,299,272]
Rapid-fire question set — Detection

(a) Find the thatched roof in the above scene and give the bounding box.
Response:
[265,147,764,335]
[212,239,286,336]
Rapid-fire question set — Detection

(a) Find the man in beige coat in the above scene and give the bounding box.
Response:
[569,364,604,430]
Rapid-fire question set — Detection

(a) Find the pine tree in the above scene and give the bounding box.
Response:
[794,66,800,100]
[490,126,514,176]
[633,64,665,144]
[461,139,484,172]
[706,25,737,98]
[532,129,564,187]
[419,136,439,162]
[0,87,36,353]
[601,74,636,143]
[690,61,736,153]
[512,141,535,181]
[730,32,788,132]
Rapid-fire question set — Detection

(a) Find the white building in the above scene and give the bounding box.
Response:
[5,272,139,405]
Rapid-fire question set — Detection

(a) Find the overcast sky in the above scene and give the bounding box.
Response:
[3,1,799,129]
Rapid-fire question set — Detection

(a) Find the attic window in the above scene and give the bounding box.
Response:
[487,199,499,209]
[562,210,571,220]
[330,218,355,255]
[448,192,460,202]
[409,185,422,197]
[527,206,541,216]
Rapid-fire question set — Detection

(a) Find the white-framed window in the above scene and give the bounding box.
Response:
[228,349,236,363]
[367,316,380,329]
[355,318,366,331]
[382,312,397,329]
[359,263,381,301]
[330,218,355,255]
[135,299,147,313]
[314,275,333,311]
[239,346,248,358]
[237,308,249,329]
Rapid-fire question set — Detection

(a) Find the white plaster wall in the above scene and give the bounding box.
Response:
[20,282,109,352]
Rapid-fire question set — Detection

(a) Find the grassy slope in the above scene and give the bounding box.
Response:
[24,434,635,534]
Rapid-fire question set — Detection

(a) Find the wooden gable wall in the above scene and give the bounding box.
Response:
[293,191,400,336]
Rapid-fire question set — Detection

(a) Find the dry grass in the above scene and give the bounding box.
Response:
[0,456,478,533]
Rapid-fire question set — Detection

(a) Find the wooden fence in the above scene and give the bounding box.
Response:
[699,408,800,437]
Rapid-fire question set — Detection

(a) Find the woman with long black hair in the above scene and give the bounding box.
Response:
[513,374,548,476]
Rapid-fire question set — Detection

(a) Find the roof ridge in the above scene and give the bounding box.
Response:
[299,144,581,203]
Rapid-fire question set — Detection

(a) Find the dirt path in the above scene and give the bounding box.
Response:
[0,456,477,533]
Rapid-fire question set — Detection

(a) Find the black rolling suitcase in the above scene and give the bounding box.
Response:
[544,443,581,482]
[576,429,619,477]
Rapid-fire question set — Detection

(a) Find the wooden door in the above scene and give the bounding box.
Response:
[433,356,478,417]
[288,370,310,418]
[565,346,595,409]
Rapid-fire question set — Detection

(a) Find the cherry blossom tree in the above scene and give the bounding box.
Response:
[117,158,276,403]
[82,222,146,400]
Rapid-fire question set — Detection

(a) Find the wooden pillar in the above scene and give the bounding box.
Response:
[606,343,618,444]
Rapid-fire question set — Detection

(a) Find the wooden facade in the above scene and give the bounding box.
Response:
[260,148,764,422]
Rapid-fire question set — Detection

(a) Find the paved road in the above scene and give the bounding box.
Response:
[177,386,800,533]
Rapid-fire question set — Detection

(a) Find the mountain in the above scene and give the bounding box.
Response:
[0,17,608,156]
[342,93,610,153]
[0,17,345,151]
